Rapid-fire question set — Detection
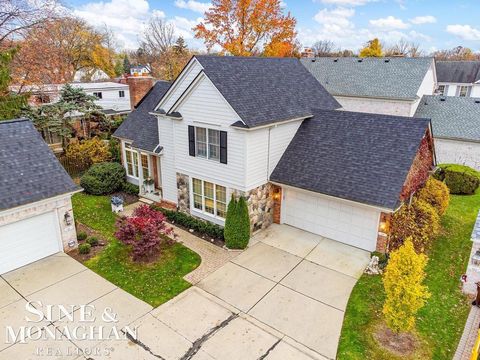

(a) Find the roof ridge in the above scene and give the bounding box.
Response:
[0,118,29,125]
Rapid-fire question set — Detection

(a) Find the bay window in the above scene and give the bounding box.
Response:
[192,178,227,219]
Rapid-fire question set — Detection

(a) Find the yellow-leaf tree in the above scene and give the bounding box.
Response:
[383,238,430,333]
[359,38,383,57]
[194,0,298,57]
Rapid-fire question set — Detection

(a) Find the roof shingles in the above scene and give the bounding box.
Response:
[0,119,79,211]
[270,109,431,209]
[436,61,480,84]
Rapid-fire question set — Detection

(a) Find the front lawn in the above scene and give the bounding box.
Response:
[337,189,480,360]
[72,193,201,307]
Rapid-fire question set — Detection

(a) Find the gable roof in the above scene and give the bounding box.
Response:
[0,119,79,211]
[114,81,171,152]
[193,56,340,128]
[301,57,434,100]
[414,95,480,142]
[436,61,480,84]
[270,109,431,210]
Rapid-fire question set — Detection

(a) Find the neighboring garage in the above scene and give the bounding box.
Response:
[270,109,435,252]
[283,187,380,251]
[415,95,480,171]
[0,119,80,274]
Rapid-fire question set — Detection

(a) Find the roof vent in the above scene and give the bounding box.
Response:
[357,59,363,62]
[333,58,339,62]
[384,59,390,63]
[311,58,316,62]
[475,100,480,104]
[440,97,446,102]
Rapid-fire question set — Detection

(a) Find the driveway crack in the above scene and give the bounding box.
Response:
[257,338,281,360]
[180,314,238,360]
[124,331,166,360]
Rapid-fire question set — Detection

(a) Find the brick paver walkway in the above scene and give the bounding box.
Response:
[454,305,480,360]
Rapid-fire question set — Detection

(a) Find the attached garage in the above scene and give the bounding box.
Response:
[0,119,80,275]
[0,212,62,274]
[283,188,381,251]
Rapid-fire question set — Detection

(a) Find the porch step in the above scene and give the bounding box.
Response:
[139,197,154,205]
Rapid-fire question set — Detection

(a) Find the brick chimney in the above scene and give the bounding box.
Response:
[126,75,155,108]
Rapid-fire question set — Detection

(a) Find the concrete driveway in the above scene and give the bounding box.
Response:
[0,224,369,360]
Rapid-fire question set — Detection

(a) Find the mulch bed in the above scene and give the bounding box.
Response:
[164,217,225,248]
[68,223,109,263]
[373,322,418,356]
[111,191,138,206]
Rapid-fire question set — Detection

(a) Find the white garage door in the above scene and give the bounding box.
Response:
[0,211,61,274]
[284,188,380,251]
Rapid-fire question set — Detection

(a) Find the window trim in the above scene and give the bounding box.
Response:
[194,126,221,162]
[457,85,471,97]
[124,143,138,178]
[190,177,228,221]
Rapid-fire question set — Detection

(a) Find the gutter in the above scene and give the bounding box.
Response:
[333,94,418,102]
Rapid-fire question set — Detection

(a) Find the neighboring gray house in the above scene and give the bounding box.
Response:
[415,95,480,170]
[301,57,436,116]
[435,61,480,97]
[0,119,81,274]
[114,56,435,253]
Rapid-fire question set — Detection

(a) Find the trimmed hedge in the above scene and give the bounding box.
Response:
[121,181,139,195]
[434,164,480,195]
[154,206,224,240]
[80,162,126,195]
[224,195,250,249]
[78,243,91,254]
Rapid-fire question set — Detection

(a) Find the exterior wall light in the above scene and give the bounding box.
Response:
[64,211,73,226]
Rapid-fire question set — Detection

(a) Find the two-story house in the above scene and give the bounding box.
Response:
[435,61,480,97]
[114,56,435,253]
[301,57,436,116]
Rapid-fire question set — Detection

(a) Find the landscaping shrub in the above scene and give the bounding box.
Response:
[417,177,450,216]
[157,207,224,239]
[389,198,440,252]
[78,243,91,254]
[86,236,99,246]
[383,238,430,333]
[77,231,87,241]
[224,195,250,249]
[80,162,126,195]
[121,181,139,195]
[115,205,173,261]
[434,164,480,195]
[66,137,111,167]
[108,138,121,163]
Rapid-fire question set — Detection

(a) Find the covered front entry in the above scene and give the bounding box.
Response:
[282,187,381,251]
[0,211,61,274]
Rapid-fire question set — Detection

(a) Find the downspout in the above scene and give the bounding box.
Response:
[266,127,272,180]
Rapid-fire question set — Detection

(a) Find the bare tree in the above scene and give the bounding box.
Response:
[0,0,61,46]
[385,39,423,57]
[143,16,175,54]
[432,46,478,60]
[312,40,336,57]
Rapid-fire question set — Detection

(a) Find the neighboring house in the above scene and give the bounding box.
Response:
[114,80,172,200]
[12,82,132,115]
[130,65,151,77]
[415,95,480,170]
[0,119,81,274]
[435,61,480,97]
[301,57,436,116]
[74,68,110,82]
[114,56,435,253]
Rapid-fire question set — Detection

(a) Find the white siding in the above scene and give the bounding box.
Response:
[158,59,203,112]
[268,121,302,172]
[435,138,480,171]
[84,88,131,112]
[440,83,480,97]
[471,85,480,97]
[413,64,436,115]
[159,118,178,203]
[335,96,414,116]
[174,76,246,188]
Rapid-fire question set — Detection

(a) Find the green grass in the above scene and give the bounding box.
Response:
[72,193,201,307]
[337,189,480,360]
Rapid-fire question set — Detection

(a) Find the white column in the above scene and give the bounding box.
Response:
[137,150,144,194]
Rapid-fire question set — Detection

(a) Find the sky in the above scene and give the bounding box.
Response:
[65,0,480,53]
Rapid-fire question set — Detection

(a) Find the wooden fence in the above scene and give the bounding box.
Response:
[56,155,90,179]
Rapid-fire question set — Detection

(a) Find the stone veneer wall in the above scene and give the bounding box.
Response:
[234,183,274,233]
[0,196,78,251]
[177,173,190,212]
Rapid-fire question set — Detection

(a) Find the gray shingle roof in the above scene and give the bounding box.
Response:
[301,57,434,100]
[270,109,431,210]
[0,119,79,211]
[114,81,171,152]
[194,56,340,128]
[436,61,480,84]
[414,95,480,142]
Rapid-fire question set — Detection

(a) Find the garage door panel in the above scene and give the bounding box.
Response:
[0,212,61,274]
[284,189,380,251]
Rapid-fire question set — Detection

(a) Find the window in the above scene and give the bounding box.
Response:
[93,92,103,99]
[192,178,227,219]
[119,90,125,98]
[141,154,149,179]
[194,127,220,161]
[437,85,445,96]
[457,86,471,97]
[124,143,138,177]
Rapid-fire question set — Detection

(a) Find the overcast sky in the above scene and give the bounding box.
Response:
[66,0,480,53]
